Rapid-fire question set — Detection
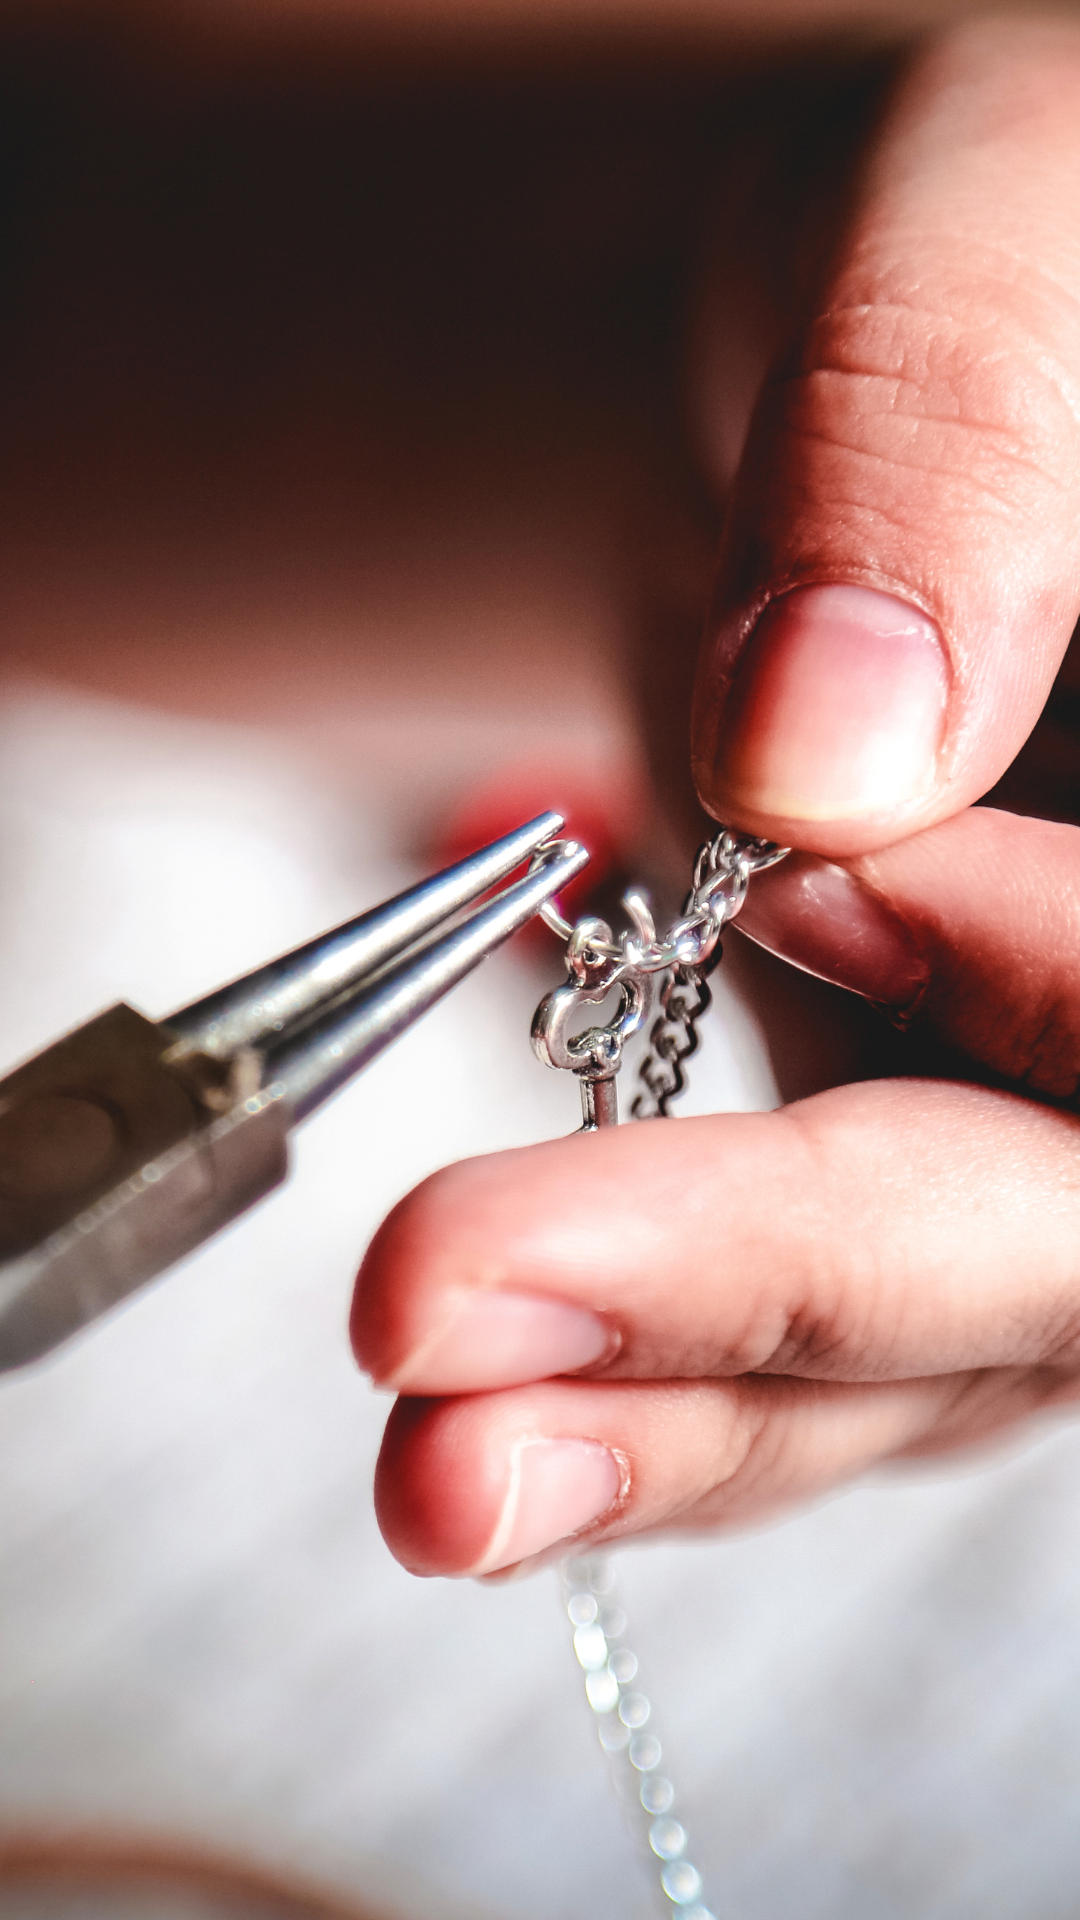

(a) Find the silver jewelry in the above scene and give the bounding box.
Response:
[532,824,788,1917]
[531,826,787,1131]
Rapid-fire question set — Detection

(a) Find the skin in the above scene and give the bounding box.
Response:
[352,13,1080,1578]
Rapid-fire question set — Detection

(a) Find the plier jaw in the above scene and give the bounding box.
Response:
[0,813,587,1373]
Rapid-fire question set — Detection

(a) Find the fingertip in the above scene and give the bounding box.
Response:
[349,1200,408,1381]
[374,1394,625,1579]
[374,1396,508,1576]
[350,1163,468,1384]
[736,850,930,1009]
[694,585,950,856]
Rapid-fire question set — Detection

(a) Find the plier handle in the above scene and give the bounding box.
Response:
[0,813,586,1373]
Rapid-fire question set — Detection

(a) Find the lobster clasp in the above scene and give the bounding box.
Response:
[530,917,652,1131]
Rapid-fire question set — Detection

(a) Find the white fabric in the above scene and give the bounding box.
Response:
[1,687,1079,1920]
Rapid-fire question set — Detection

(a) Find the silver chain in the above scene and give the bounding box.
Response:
[631,961,717,1122]
[531,826,787,1131]
[562,1554,715,1920]
[630,829,785,1120]
[534,824,789,1917]
[532,826,787,981]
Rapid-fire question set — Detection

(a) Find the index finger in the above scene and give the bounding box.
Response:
[352,1077,1080,1396]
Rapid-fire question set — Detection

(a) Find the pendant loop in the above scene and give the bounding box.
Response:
[530,915,652,1128]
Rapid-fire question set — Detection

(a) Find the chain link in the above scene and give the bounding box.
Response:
[562,1556,715,1920]
[631,961,717,1121]
[629,828,786,1121]
[531,827,787,981]
[544,824,789,1917]
[530,827,788,1119]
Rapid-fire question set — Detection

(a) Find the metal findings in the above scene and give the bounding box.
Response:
[631,963,716,1123]
[530,917,652,1132]
[531,826,788,1131]
[536,825,789,1917]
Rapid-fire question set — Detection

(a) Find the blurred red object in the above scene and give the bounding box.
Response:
[431,757,644,950]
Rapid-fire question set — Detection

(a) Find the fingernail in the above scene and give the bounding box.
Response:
[470,1438,623,1576]
[716,585,948,823]
[737,853,929,1008]
[387,1291,616,1393]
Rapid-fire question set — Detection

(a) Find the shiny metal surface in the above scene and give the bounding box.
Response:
[578,1076,619,1131]
[270,838,587,1121]
[535,828,787,956]
[0,815,587,1371]
[541,834,788,1920]
[170,812,566,1058]
[531,915,652,1132]
[630,830,787,1119]
[532,826,789,1131]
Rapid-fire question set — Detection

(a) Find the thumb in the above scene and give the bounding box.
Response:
[692,19,1080,859]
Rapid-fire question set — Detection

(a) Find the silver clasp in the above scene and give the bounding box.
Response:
[530,917,652,1132]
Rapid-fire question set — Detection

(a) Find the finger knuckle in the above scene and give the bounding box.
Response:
[752,1103,904,1379]
[772,259,1080,540]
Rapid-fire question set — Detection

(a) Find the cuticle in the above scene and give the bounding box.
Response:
[559,1438,631,1531]
[606,1444,633,1517]
[841,866,934,1021]
[726,569,955,683]
[744,566,944,634]
[873,973,932,1034]
[544,1440,631,1546]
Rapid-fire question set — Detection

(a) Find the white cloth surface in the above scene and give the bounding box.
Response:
[1,688,1080,1920]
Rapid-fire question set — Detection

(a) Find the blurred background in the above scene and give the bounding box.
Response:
[3,1,1080,1916]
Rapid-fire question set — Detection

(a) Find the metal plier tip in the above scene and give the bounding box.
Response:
[0,813,586,1373]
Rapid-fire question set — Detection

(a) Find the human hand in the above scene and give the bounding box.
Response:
[352,17,1080,1577]
[689,15,1080,861]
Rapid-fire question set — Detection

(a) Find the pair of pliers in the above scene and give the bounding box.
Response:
[0,813,585,1374]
